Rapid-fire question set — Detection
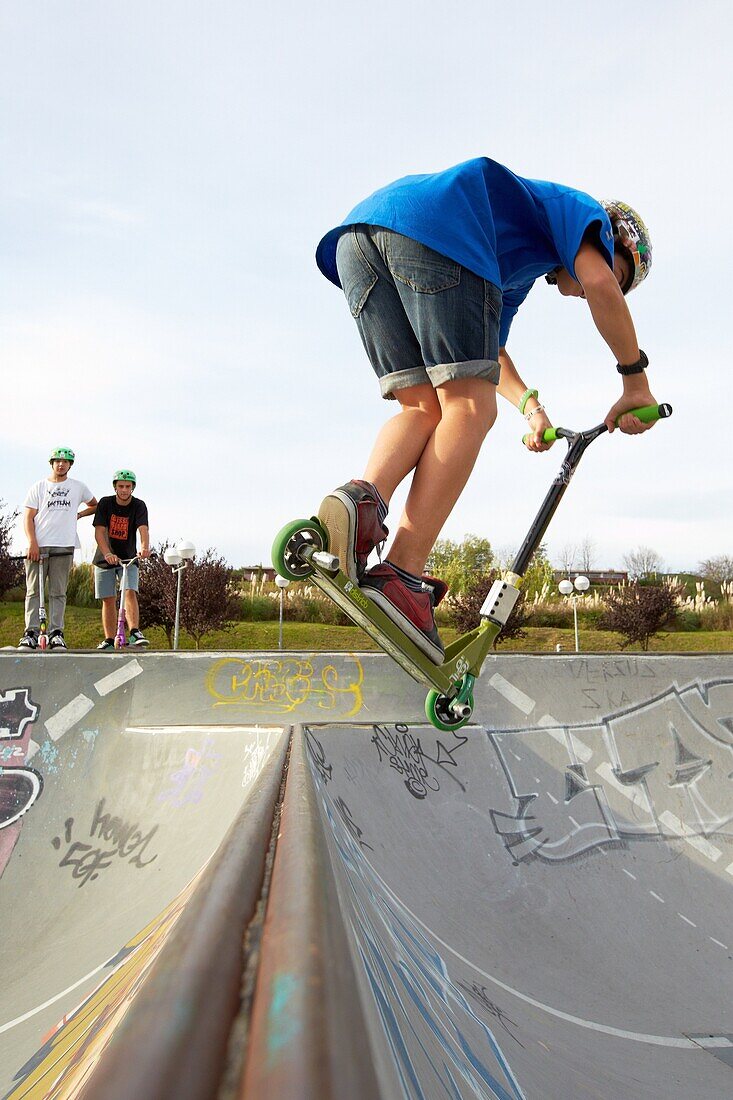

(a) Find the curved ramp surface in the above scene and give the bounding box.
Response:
[0,652,287,1100]
[1,652,732,1099]
[295,656,733,1099]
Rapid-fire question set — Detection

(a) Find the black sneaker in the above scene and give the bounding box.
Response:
[49,630,68,651]
[96,638,116,651]
[129,628,149,647]
[317,480,388,584]
[17,630,38,651]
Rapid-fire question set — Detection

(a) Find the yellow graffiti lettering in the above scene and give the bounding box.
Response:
[206,656,363,718]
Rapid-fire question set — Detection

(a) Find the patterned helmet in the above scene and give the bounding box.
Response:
[113,469,137,486]
[601,200,652,294]
[49,447,75,465]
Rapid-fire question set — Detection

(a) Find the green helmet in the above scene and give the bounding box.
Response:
[49,447,75,465]
[113,468,137,486]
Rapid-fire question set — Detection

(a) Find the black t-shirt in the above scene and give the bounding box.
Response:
[93,496,149,566]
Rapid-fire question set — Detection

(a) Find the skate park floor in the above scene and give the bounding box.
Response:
[1,650,731,1099]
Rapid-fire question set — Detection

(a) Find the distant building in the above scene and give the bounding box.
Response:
[241,566,276,583]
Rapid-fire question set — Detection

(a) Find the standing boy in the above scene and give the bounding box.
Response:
[18,447,98,651]
[93,470,150,649]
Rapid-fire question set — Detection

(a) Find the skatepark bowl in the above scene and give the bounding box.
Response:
[0,650,732,1100]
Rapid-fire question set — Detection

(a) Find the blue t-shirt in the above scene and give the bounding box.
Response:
[316,157,614,345]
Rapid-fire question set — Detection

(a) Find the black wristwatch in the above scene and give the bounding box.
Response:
[616,349,649,375]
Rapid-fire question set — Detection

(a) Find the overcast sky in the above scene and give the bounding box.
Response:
[2,1,730,575]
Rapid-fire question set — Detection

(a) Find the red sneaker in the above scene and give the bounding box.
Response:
[361,563,448,664]
[317,480,388,584]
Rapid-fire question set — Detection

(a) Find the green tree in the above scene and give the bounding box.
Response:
[600,581,682,650]
[518,543,554,600]
[425,535,493,595]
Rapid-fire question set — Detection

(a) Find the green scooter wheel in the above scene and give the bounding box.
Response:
[425,689,474,732]
[272,519,329,581]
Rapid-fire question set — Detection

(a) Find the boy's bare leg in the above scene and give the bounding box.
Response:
[125,590,140,630]
[101,596,117,638]
[371,378,497,576]
[363,383,442,503]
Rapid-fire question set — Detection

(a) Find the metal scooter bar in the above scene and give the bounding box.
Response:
[511,402,672,578]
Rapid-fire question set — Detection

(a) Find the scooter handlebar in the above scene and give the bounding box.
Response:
[523,403,672,446]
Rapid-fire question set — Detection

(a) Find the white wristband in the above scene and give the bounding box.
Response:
[525,403,545,420]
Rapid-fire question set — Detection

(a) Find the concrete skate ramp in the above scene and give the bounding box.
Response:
[247,654,733,1099]
[0,652,290,1100]
[1,652,732,1099]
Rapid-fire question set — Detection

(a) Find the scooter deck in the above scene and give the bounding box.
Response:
[307,555,496,696]
[309,562,444,690]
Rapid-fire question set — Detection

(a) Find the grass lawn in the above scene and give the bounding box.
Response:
[1,601,731,654]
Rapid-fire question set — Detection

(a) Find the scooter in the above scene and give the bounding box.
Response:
[273,403,672,731]
[37,553,50,651]
[114,557,139,650]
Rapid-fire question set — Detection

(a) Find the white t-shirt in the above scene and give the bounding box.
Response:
[24,477,93,548]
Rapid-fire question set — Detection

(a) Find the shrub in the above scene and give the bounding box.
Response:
[237,594,279,622]
[448,570,529,645]
[66,563,96,607]
[283,586,349,626]
[526,604,574,629]
[672,609,702,633]
[600,581,683,650]
[138,546,177,646]
[698,604,733,632]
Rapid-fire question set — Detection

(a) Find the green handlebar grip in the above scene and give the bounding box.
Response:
[616,402,673,425]
[522,403,672,445]
[522,427,559,445]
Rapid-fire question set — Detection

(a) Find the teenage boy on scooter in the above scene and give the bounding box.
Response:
[18,447,98,651]
[315,156,657,663]
[93,470,150,650]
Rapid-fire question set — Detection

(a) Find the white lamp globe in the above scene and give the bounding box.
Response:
[164,548,183,566]
[558,579,574,596]
[574,575,590,592]
[274,575,290,589]
[177,540,196,560]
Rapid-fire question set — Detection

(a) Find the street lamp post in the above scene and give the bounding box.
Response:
[274,575,290,650]
[164,540,196,651]
[558,575,590,653]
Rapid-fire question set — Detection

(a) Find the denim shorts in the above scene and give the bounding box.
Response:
[94,563,139,599]
[335,225,502,400]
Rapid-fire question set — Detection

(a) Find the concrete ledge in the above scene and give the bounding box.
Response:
[240,727,381,1099]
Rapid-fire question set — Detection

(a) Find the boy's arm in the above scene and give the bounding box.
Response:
[24,507,40,560]
[497,347,554,451]
[574,240,640,364]
[95,525,119,566]
[137,525,151,559]
[574,242,657,432]
[78,496,98,519]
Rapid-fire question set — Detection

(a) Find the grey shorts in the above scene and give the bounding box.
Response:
[94,563,139,599]
[335,225,502,400]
